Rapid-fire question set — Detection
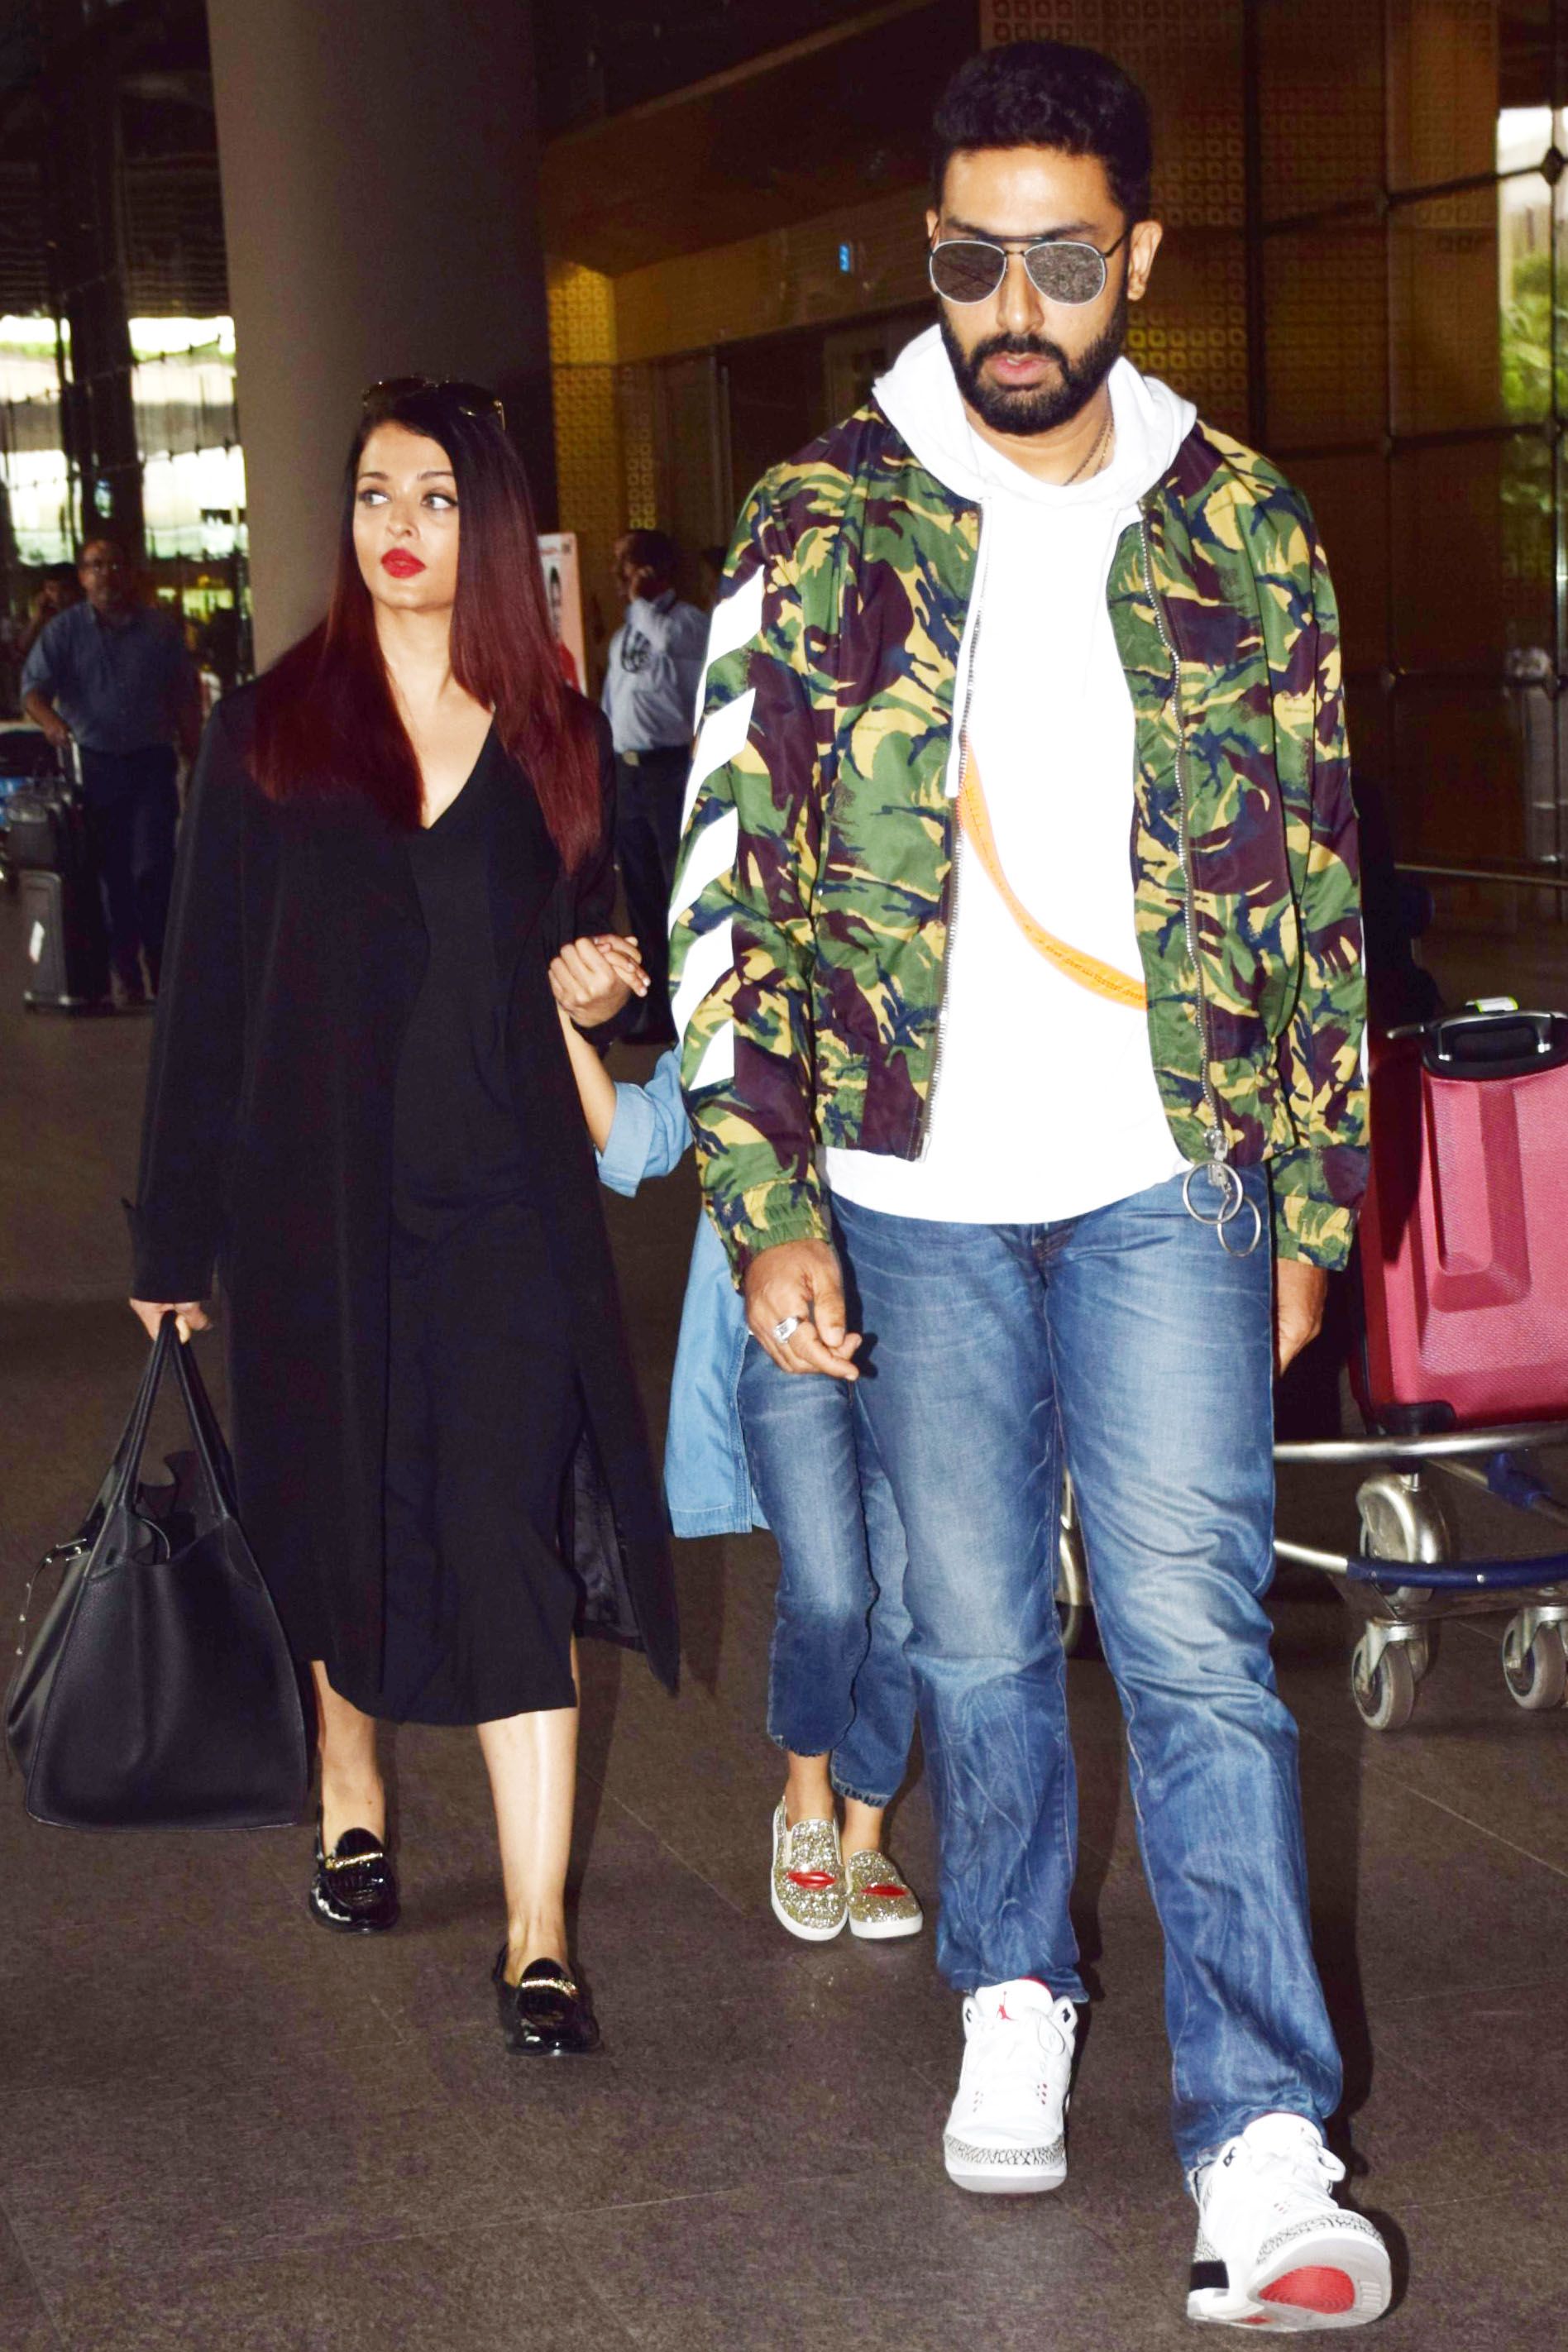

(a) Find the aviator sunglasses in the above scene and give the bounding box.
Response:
[361,375,507,429]
[928,227,1131,308]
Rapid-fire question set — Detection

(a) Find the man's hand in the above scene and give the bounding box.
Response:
[26,696,70,752]
[744,1239,862,1381]
[1274,1258,1328,1376]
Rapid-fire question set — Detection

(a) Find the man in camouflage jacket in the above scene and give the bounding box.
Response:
[669,41,1389,2330]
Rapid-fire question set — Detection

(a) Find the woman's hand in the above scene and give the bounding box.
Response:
[549,934,648,1030]
[129,1299,211,1345]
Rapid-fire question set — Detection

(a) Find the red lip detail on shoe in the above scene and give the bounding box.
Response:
[786,1870,837,1890]
[1260,2269,1355,2316]
[867,1883,906,1900]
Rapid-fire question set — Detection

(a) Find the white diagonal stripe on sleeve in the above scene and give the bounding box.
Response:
[670,806,739,933]
[705,566,765,669]
[689,1021,735,1092]
[672,915,734,1041]
[681,687,755,831]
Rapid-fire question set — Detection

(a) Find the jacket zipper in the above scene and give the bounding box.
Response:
[918,509,987,1153]
[1138,507,1229,1177]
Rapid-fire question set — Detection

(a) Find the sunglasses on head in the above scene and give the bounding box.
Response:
[361,375,506,429]
[928,229,1131,308]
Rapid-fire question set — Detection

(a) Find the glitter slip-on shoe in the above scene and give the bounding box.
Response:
[492,1952,602,2056]
[308,1813,400,1934]
[769,1800,848,1942]
[844,1847,924,1940]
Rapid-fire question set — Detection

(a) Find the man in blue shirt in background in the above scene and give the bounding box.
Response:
[602,528,708,1042]
[22,538,199,1006]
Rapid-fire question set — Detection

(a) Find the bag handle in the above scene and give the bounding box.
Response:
[165,1325,238,1520]
[100,1314,182,1521]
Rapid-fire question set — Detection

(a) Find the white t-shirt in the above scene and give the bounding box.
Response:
[827,342,1192,1225]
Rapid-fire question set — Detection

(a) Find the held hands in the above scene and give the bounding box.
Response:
[128,1300,210,1344]
[548,935,648,1030]
[743,1240,863,1382]
[1274,1259,1328,1377]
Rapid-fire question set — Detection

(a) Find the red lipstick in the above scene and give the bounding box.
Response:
[381,549,426,577]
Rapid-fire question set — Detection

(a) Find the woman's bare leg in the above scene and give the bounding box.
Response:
[478,1644,580,1984]
[782,1749,836,1825]
[782,1755,887,1859]
[839,1795,887,1859]
[311,1661,385,1849]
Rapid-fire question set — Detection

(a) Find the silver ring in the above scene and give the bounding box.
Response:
[771,1316,801,1345]
[1182,1161,1264,1258]
[1182,1159,1245,1229]
[1217,1195,1264,1258]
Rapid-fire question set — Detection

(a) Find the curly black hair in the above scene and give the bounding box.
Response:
[931,41,1154,224]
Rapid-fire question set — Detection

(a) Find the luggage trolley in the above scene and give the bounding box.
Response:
[1053,974,1568,1733]
[1274,1425,1568,1733]
[7,740,111,1012]
[1281,978,1568,1732]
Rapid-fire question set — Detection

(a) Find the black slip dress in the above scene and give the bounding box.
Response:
[378,732,581,1726]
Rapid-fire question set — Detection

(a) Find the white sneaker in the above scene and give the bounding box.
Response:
[1188,2113,1393,2331]
[941,1978,1077,2195]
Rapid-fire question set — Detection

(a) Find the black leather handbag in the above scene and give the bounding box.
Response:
[6,1317,309,1829]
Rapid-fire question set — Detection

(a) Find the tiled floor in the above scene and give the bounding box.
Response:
[2,894,1566,2350]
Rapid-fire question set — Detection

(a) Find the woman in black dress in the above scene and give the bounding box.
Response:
[129,378,678,2054]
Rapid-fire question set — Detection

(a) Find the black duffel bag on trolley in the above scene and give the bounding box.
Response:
[6,1316,309,1830]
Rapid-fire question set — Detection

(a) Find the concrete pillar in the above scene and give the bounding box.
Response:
[205,0,556,666]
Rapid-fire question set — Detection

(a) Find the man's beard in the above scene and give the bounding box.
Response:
[939,287,1128,437]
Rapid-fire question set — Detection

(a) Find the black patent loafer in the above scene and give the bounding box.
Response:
[493,1949,601,2056]
[308,1814,399,1934]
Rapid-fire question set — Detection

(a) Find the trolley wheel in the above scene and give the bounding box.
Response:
[1407,1624,1440,1684]
[1350,1635,1417,1733]
[1501,1617,1568,1712]
[1055,1493,1091,1657]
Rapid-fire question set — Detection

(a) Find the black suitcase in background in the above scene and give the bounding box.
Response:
[22,868,110,1011]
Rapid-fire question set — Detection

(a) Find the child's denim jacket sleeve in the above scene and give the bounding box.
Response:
[596,1050,761,1537]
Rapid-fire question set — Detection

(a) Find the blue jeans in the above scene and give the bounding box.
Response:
[834,1174,1342,2167]
[739,1338,916,1808]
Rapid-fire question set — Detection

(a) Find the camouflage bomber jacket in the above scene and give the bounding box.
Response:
[669,399,1368,1277]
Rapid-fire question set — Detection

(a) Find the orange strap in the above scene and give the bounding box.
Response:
[958,751,1147,1011]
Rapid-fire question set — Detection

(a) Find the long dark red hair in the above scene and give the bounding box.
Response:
[251,385,600,870]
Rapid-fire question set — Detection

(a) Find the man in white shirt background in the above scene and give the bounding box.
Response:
[602,528,708,1041]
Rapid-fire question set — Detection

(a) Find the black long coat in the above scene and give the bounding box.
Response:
[130,684,679,1701]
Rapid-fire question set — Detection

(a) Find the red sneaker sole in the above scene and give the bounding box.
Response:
[1260,2267,1356,2316]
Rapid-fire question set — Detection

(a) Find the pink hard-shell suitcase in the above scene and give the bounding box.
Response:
[1355,1003,1568,1433]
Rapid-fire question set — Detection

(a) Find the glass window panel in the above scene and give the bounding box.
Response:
[1391,178,1549,433]
[1258,0,1385,220]
[1390,0,1551,189]
[1390,436,1553,672]
[1290,452,1391,675]
[1263,219,1386,447]
[1390,679,1532,864]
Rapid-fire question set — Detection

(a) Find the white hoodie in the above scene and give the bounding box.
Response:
[825,325,1198,1226]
